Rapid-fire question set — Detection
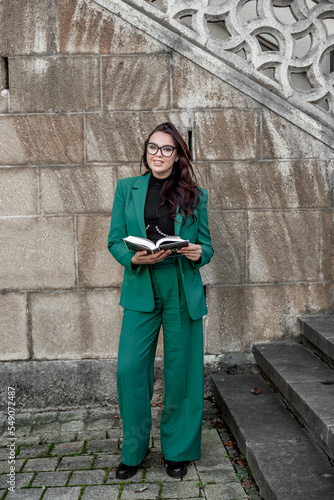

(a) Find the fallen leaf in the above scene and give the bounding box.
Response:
[224,441,236,447]
[135,487,148,493]
[210,418,224,428]
[250,387,262,395]
[237,459,247,466]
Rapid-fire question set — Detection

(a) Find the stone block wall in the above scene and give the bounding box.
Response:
[0,0,333,383]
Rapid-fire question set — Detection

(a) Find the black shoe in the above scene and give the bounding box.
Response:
[164,459,188,478]
[116,449,150,480]
[115,461,140,479]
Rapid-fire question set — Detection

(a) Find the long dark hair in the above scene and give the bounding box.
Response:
[141,122,201,222]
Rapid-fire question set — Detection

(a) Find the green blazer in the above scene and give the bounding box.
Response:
[107,173,214,320]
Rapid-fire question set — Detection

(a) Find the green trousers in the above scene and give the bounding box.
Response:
[116,258,204,466]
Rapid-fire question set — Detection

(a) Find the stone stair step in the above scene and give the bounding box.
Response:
[297,315,334,369]
[253,342,334,460]
[211,373,334,500]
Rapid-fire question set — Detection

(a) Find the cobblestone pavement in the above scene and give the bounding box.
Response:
[0,400,261,499]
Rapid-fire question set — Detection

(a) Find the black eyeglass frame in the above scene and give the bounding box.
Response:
[146,142,177,157]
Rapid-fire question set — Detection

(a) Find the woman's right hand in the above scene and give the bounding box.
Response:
[131,249,172,265]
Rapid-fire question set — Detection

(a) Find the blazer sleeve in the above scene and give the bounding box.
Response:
[190,188,214,271]
[107,180,141,275]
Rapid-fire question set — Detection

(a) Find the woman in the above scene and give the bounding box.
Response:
[108,122,213,479]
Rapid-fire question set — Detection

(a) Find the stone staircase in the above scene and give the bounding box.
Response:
[211,315,334,500]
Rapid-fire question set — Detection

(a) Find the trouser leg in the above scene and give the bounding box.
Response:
[151,263,204,462]
[116,308,161,466]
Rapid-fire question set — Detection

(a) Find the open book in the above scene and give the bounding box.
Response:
[123,235,189,254]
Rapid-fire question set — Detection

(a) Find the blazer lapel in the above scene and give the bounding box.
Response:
[131,173,150,238]
[174,207,183,236]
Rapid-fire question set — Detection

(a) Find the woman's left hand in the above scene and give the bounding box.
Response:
[177,243,202,262]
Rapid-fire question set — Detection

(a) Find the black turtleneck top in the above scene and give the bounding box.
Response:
[144,174,174,243]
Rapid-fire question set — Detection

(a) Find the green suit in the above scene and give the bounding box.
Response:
[108,173,214,466]
[108,173,213,319]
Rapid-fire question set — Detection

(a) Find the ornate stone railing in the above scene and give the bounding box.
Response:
[97,0,334,144]
[147,0,334,114]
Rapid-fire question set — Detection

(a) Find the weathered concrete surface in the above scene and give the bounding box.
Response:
[77,216,123,288]
[102,54,170,110]
[0,115,84,165]
[212,373,334,500]
[202,212,246,285]
[248,210,321,283]
[39,166,115,214]
[85,111,191,163]
[194,110,259,160]
[0,294,29,361]
[307,284,334,313]
[262,110,334,159]
[0,358,118,411]
[0,167,38,215]
[0,217,76,290]
[172,53,258,110]
[9,57,100,113]
[30,289,123,359]
[54,0,166,54]
[0,0,52,55]
[254,342,334,460]
[208,161,333,209]
[322,210,334,282]
[206,285,307,352]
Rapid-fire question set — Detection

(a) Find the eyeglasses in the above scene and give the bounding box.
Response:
[146,143,177,157]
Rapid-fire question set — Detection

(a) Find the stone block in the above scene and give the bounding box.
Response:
[0,115,84,165]
[0,167,38,215]
[32,471,70,487]
[0,217,75,290]
[262,110,334,159]
[307,284,334,313]
[39,166,115,214]
[0,57,7,90]
[10,57,100,113]
[77,215,123,288]
[173,53,258,109]
[322,210,334,282]
[102,54,170,110]
[0,294,29,361]
[248,210,321,283]
[201,212,246,285]
[86,111,191,163]
[30,289,122,359]
[23,457,59,472]
[208,160,332,210]
[194,110,259,161]
[42,486,82,499]
[54,0,166,54]
[0,358,118,412]
[0,90,9,113]
[0,0,52,55]
[81,485,120,500]
[206,284,307,352]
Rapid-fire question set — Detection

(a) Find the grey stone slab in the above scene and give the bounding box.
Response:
[23,458,59,472]
[212,374,308,451]
[85,439,118,454]
[51,442,85,456]
[196,466,236,483]
[41,486,82,500]
[32,471,70,487]
[81,484,120,499]
[0,448,10,460]
[18,444,51,459]
[298,315,334,366]
[205,482,248,500]
[254,343,334,459]
[212,373,334,500]
[249,441,334,500]
[57,455,95,470]
[68,469,106,486]
[0,459,25,473]
[0,472,34,489]
[4,489,44,499]
[159,481,201,499]
[92,454,120,470]
[121,482,161,499]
